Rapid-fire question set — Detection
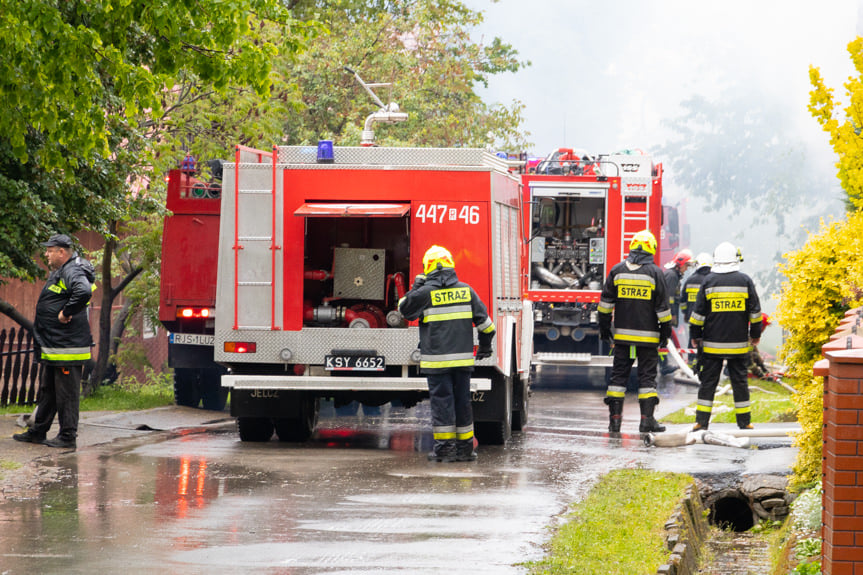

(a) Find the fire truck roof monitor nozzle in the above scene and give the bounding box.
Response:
[344,66,409,146]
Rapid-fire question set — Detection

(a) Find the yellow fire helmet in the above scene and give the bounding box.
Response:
[422,245,455,274]
[629,229,657,255]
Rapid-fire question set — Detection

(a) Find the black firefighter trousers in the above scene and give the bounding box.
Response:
[31,363,83,440]
[427,369,474,443]
[695,355,751,429]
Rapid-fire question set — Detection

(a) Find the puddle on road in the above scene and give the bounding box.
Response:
[0,391,795,574]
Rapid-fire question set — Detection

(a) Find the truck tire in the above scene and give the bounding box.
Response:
[237,417,274,442]
[473,368,512,446]
[274,396,320,442]
[173,368,201,408]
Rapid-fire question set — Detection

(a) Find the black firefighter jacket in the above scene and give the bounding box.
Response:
[598,250,672,347]
[681,267,710,322]
[398,267,495,373]
[34,255,95,365]
[689,270,762,358]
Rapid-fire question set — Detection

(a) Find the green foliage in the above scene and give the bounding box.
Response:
[526,469,694,575]
[0,0,293,170]
[81,368,174,411]
[790,560,821,575]
[795,537,821,560]
[775,212,863,486]
[809,36,863,210]
[282,0,531,150]
[751,519,783,534]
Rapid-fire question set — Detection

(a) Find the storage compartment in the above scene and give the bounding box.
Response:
[529,194,607,291]
[301,213,411,329]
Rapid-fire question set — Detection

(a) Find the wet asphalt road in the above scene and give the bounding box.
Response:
[0,380,797,575]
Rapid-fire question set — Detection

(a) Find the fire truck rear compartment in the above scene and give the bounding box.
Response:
[302,214,410,328]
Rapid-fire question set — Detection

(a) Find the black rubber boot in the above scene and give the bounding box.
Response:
[639,399,666,433]
[12,429,46,444]
[427,440,457,462]
[455,439,477,462]
[604,397,623,433]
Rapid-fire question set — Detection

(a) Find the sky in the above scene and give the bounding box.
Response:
[462,0,861,352]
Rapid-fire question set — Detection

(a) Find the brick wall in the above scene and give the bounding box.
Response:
[815,307,863,575]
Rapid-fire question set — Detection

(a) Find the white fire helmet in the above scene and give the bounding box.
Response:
[712,242,740,274]
[695,252,713,270]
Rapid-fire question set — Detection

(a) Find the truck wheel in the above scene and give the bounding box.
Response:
[173,368,201,408]
[274,397,320,442]
[200,367,229,411]
[474,369,512,446]
[237,417,274,442]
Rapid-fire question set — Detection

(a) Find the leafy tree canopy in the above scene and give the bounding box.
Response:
[280,0,531,150]
[0,0,293,171]
[0,0,307,282]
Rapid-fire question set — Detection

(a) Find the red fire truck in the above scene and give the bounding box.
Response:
[158,164,227,410]
[520,148,664,380]
[159,144,529,445]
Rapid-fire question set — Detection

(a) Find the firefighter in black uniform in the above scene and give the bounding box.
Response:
[398,245,496,462]
[689,242,762,431]
[662,249,693,326]
[13,234,94,449]
[598,230,672,433]
[680,252,712,347]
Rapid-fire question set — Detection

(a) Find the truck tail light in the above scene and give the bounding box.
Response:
[178,307,215,319]
[224,342,256,354]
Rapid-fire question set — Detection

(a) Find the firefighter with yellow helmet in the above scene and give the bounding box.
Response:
[688,242,762,430]
[597,230,672,433]
[398,245,496,462]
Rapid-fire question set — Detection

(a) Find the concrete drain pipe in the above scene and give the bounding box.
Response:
[707,489,756,531]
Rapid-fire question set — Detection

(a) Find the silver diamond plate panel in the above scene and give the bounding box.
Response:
[333,248,385,300]
[214,326,496,366]
[274,146,510,171]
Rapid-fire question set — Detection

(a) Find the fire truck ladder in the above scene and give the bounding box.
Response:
[620,192,651,262]
[232,145,280,331]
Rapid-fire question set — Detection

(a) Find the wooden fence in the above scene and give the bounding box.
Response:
[0,327,42,407]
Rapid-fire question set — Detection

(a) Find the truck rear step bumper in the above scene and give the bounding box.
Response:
[222,375,492,392]
[532,353,614,366]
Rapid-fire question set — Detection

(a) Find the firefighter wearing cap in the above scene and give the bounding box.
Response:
[689,242,762,431]
[597,230,672,433]
[398,245,496,462]
[13,233,95,450]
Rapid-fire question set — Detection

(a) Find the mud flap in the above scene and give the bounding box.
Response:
[472,368,512,445]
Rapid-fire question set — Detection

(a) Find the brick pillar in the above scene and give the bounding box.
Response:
[817,307,863,575]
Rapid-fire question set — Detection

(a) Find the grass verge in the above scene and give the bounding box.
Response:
[525,469,695,575]
[662,379,796,425]
[0,370,175,416]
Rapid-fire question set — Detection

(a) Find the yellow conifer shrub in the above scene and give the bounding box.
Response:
[776,210,863,486]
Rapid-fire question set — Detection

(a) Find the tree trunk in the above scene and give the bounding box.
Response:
[83,224,144,396]
[84,231,117,397]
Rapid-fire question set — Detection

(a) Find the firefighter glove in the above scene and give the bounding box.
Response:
[475,345,493,360]
[412,274,427,289]
[659,322,671,348]
[598,315,613,343]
